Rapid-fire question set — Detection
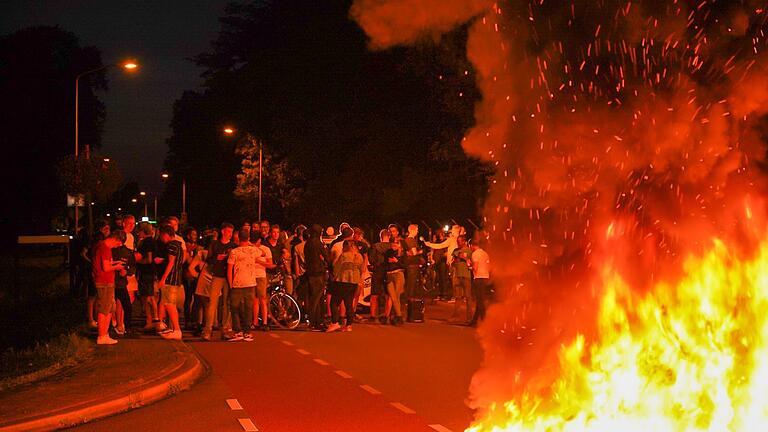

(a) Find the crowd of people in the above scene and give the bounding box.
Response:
[74,215,492,345]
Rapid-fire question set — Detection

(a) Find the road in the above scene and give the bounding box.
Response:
[70,303,482,432]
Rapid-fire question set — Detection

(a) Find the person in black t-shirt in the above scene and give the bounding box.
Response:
[157,225,184,340]
[201,222,236,341]
[135,222,159,331]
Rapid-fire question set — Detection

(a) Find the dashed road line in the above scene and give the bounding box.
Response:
[313,358,330,366]
[226,398,243,410]
[281,340,294,346]
[296,348,310,355]
[359,384,382,395]
[390,402,416,414]
[429,424,454,432]
[238,418,259,431]
[334,370,353,379]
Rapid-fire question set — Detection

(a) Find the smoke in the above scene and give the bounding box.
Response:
[350,0,494,49]
[351,0,768,423]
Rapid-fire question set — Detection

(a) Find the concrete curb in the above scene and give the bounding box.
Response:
[0,341,207,432]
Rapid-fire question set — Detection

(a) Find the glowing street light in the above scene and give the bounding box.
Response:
[161,173,169,179]
[139,191,146,196]
[103,157,110,162]
[131,198,138,203]
[223,127,235,135]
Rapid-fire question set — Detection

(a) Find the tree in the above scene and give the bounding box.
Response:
[233,136,303,220]
[0,26,106,243]
[164,0,492,228]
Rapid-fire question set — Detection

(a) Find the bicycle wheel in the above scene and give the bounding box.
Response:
[269,293,301,329]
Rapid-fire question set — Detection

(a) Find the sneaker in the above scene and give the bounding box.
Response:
[161,330,183,340]
[115,326,126,336]
[378,316,388,325]
[201,332,211,341]
[96,335,118,345]
[325,323,341,333]
[156,322,168,332]
[158,327,174,335]
[143,323,155,332]
[228,332,244,342]
[88,320,98,329]
[243,333,254,342]
[260,324,270,332]
[343,326,352,332]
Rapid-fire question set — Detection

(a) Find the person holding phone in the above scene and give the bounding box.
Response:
[92,231,126,345]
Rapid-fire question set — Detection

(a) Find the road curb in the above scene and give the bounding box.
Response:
[0,341,208,432]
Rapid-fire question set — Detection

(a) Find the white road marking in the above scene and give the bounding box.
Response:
[281,340,294,346]
[296,348,310,355]
[238,418,259,431]
[313,358,330,366]
[359,384,382,395]
[226,398,243,410]
[390,402,416,414]
[334,370,352,379]
[429,424,454,432]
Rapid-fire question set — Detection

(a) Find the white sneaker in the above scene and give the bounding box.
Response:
[161,330,183,340]
[96,335,118,345]
[228,332,244,342]
[325,323,341,333]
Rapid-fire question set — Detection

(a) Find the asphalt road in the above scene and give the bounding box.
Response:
[70,303,482,432]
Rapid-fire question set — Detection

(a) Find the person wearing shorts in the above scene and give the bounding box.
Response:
[92,232,126,345]
[157,225,185,340]
[135,222,158,331]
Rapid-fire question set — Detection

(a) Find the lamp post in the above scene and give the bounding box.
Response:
[73,60,138,232]
[223,126,262,221]
[161,173,186,223]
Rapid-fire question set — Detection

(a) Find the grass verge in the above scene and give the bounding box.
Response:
[0,332,93,391]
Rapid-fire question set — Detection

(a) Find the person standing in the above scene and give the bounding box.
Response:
[327,240,364,332]
[92,232,126,345]
[368,229,392,323]
[403,224,422,300]
[451,235,474,323]
[112,230,136,335]
[431,230,450,300]
[135,222,159,332]
[227,229,267,341]
[304,224,330,330]
[384,237,406,326]
[250,236,273,331]
[201,223,236,341]
[469,234,491,326]
[156,225,184,340]
[182,228,203,330]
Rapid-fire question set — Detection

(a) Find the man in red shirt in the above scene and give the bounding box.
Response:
[92,232,126,345]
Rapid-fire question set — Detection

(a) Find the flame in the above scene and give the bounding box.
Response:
[468,237,768,432]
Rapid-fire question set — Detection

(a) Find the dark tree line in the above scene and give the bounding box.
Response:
[0,26,107,246]
[163,0,492,228]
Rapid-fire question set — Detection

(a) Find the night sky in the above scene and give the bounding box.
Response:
[1,0,231,193]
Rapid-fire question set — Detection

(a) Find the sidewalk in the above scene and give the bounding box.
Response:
[0,338,206,431]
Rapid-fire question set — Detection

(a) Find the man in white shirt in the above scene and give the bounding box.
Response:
[227,229,270,341]
[469,233,491,326]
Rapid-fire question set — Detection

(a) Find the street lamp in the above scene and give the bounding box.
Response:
[223,126,263,221]
[161,172,186,222]
[73,59,138,232]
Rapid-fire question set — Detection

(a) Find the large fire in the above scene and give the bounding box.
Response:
[468,234,768,431]
[349,0,768,430]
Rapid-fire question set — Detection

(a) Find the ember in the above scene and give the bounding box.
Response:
[351,0,768,430]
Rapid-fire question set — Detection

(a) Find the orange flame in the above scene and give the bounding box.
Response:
[468,236,768,431]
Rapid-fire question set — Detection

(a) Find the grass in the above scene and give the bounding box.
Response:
[0,247,92,389]
[0,332,93,390]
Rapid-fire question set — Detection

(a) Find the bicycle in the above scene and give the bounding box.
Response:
[267,274,302,330]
